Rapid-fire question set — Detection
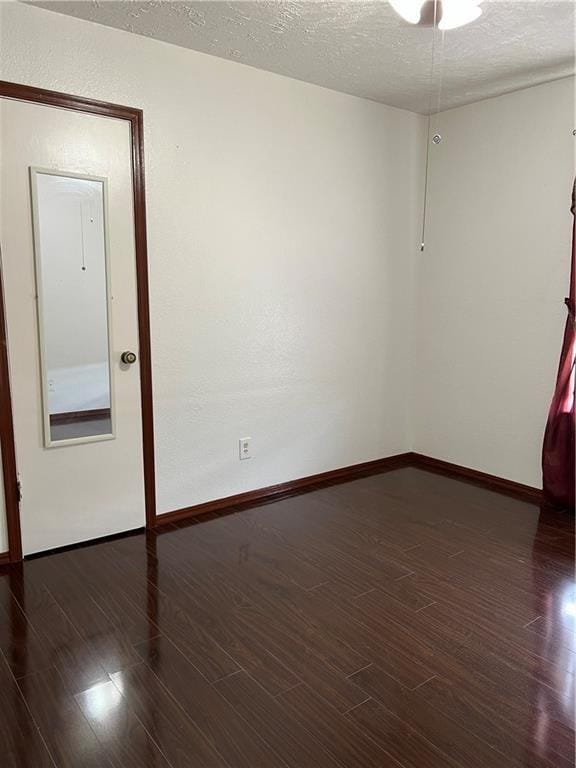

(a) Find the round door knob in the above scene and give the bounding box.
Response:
[121,351,137,365]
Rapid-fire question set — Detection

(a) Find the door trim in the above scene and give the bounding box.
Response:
[0,247,22,563]
[0,80,156,562]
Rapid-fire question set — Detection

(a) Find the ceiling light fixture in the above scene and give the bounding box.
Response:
[389,0,483,30]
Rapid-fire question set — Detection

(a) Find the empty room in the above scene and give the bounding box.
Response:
[0,0,574,766]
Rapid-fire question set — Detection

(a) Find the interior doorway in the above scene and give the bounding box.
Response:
[0,82,155,560]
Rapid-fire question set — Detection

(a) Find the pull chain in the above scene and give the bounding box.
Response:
[79,201,87,272]
[420,0,445,253]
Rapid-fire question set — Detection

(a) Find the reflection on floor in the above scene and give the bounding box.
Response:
[50,416,112,441]
[0,467,574,767]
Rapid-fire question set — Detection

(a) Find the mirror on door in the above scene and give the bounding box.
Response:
[30,169,114,446]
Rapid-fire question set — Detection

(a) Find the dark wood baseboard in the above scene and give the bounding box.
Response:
[155,452,414,527]
[50,408,111,426]
[0,450,545,564]
[157,450,544,528]
[409,452,543,504]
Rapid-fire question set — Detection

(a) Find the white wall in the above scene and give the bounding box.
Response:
[0,2,423,517]
[415,78,575,487]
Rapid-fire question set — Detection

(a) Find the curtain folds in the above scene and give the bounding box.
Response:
[542,180,576,511]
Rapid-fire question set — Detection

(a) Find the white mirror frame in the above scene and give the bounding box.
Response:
[29,167,116,448]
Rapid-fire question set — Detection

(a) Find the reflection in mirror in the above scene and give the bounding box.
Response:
[31,170,114,446]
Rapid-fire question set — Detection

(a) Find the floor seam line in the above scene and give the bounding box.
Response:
[522,615,542,629]
[353,588,376,599]
[410,674,437,692]
[342,696,372,715]
[211,667,244,684]
[415,600,437,613]
[346,662,373,679]
[394,571,416,582]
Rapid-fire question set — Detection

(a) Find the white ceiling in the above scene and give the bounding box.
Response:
[31,0,575,113]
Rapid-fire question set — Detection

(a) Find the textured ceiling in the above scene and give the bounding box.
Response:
[30,0,575,113]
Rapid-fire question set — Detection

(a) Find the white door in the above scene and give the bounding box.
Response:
[0,98,146,556]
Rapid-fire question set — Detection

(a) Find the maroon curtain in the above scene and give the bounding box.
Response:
[542,180,576,510]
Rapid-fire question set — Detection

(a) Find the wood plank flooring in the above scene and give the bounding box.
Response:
[0,466,573,767]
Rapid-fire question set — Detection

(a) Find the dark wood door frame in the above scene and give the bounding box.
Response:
[0,80,156,562]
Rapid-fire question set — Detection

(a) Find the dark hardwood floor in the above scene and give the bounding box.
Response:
[0,466,573,767]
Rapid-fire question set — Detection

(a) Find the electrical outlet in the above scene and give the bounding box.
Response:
[239,437,252,460]
[48,379,55,392]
